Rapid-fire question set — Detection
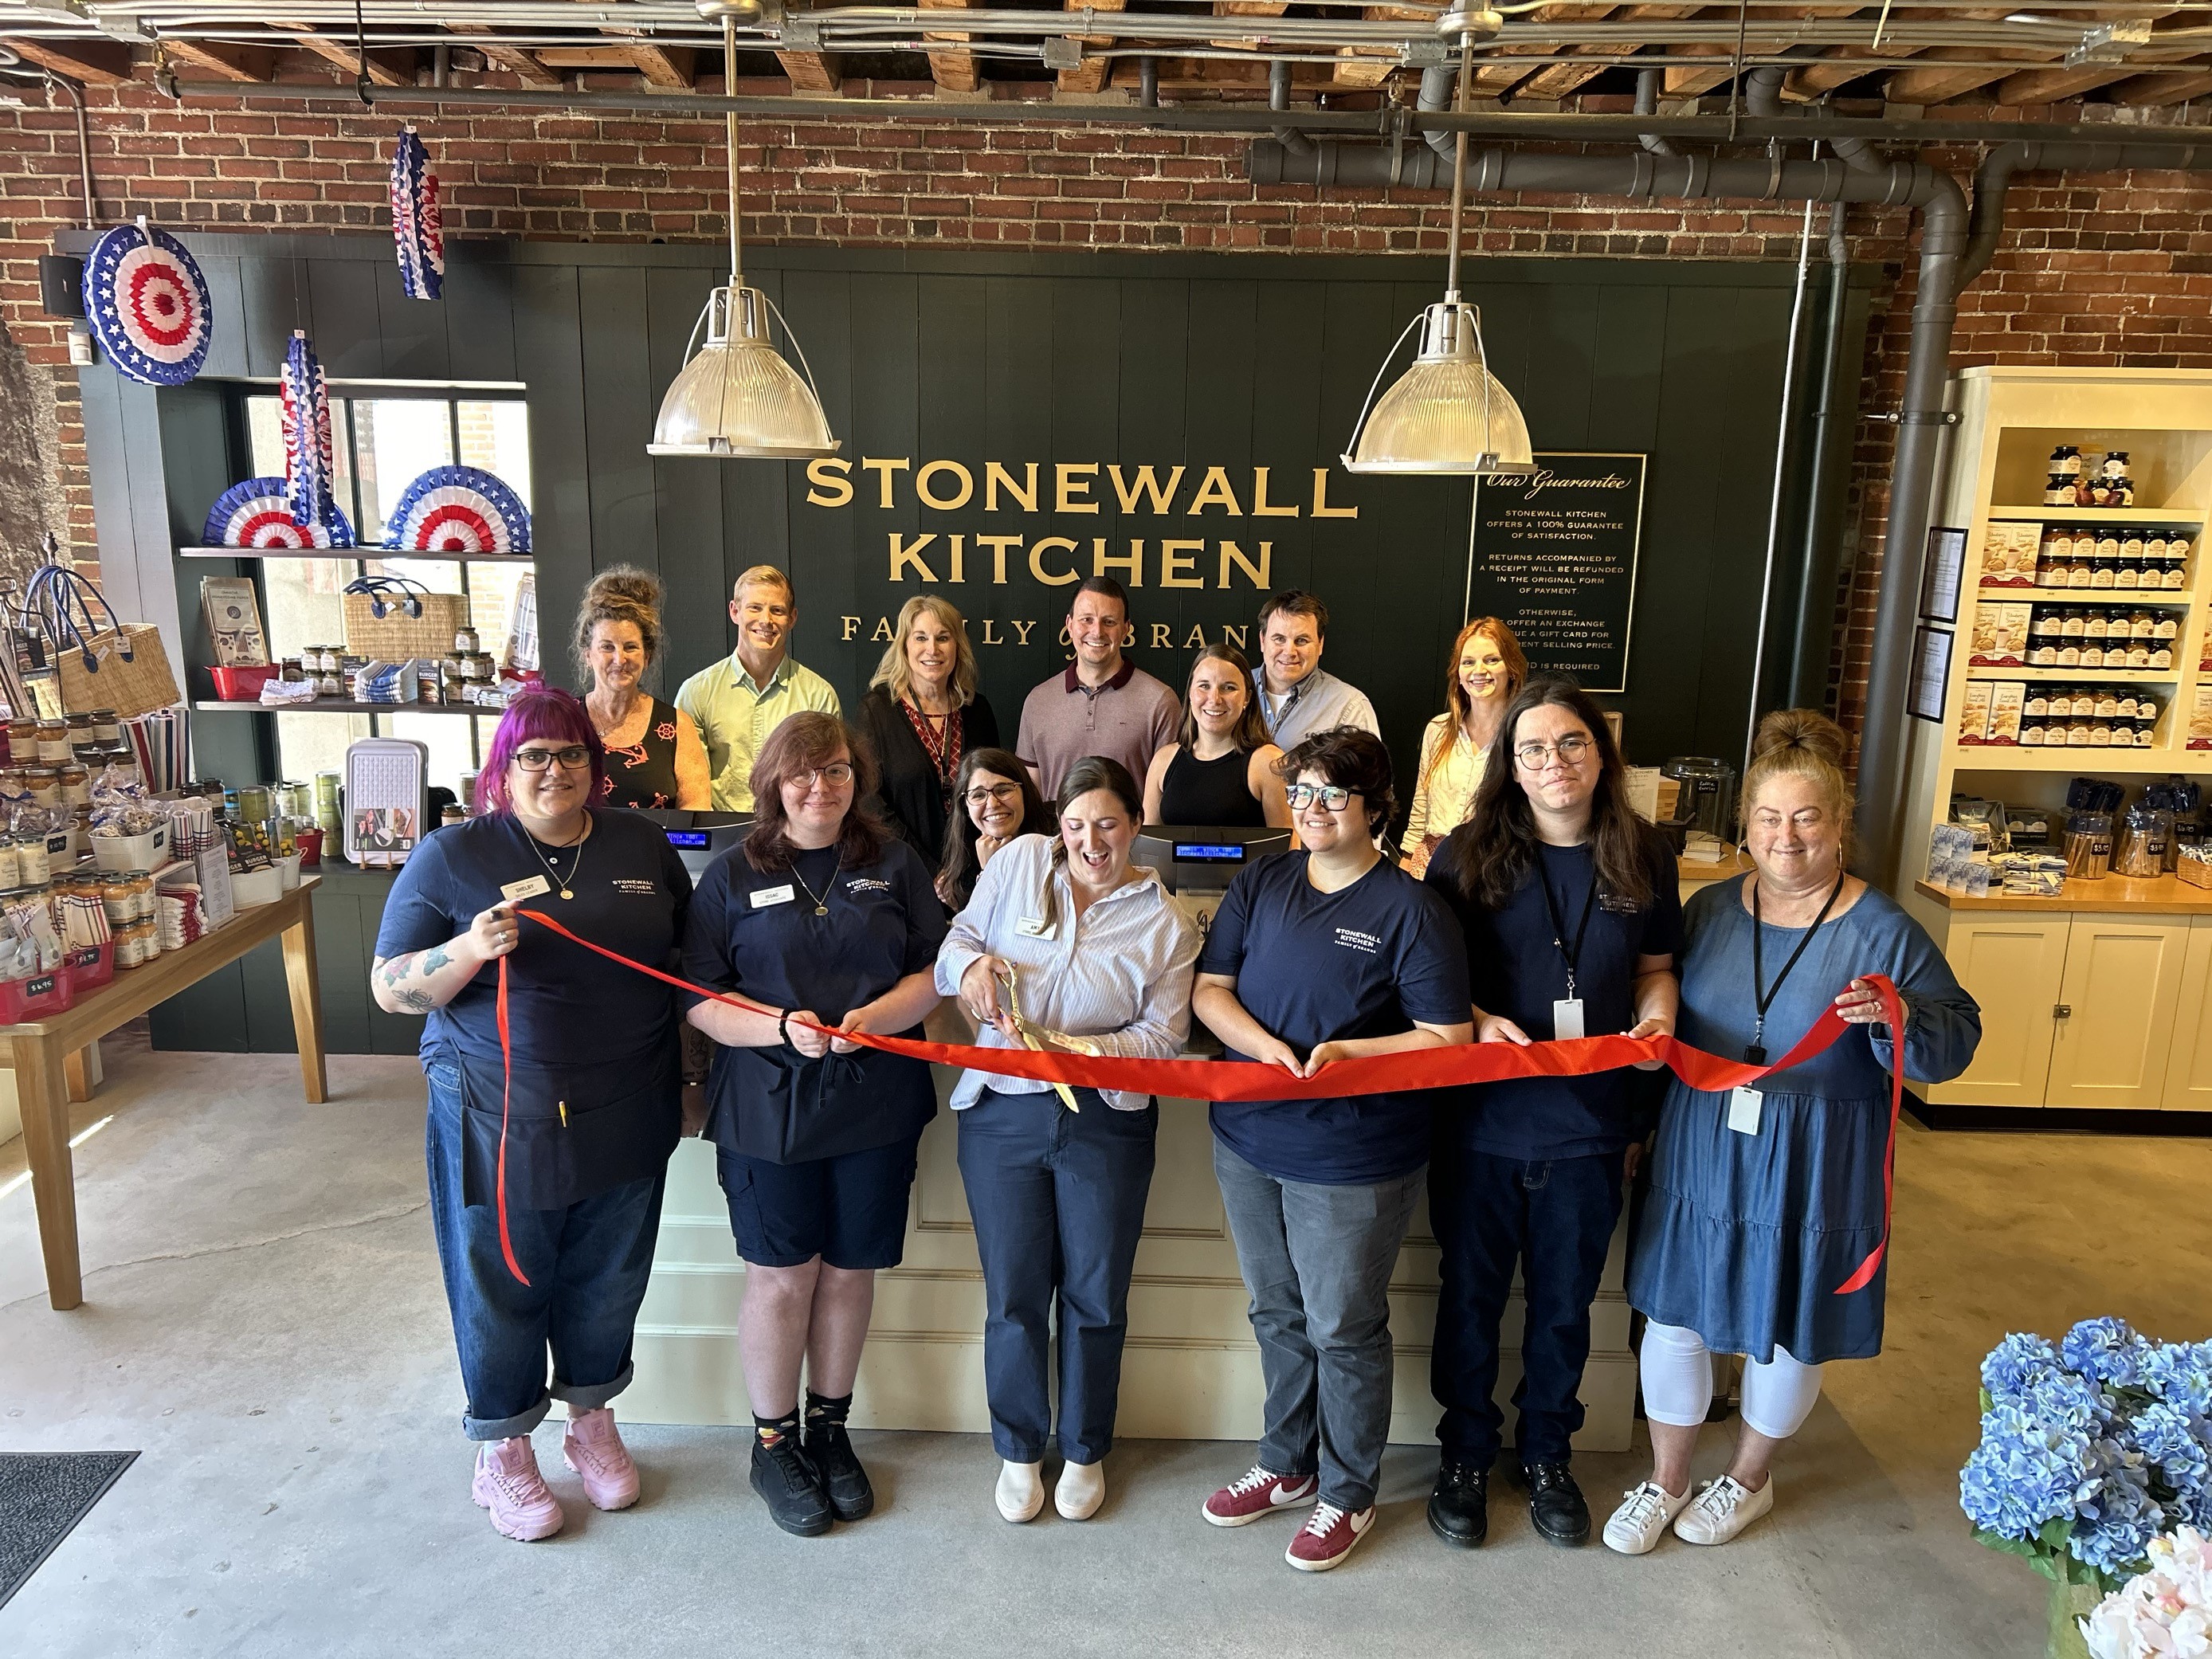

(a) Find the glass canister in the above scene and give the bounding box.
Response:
[1660,756,1739,842]
[58,763,89,810]
[24,768,60,810]
[89,710,121,744]
[2065,810,2115,880]
[35,720,69,763]
[0,839,21,890]
[16,834,50,888]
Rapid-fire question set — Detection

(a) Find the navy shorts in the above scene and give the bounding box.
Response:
[716,1134,922,1270]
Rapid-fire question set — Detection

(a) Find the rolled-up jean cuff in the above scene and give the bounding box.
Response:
[463,1391,553,1443]
[551,1360,637,1415]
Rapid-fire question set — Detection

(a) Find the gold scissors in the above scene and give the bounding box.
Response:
[999,963,1100,1113]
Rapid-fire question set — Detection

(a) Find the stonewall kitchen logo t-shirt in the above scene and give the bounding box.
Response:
[1200,850,1471,1186]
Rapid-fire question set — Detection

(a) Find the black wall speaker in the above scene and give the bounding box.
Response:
[38,253,84,319]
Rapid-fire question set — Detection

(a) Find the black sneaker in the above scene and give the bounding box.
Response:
[1426,1460,1488,1547]
[750,1434,834,1536]
[1517,1461,1591,1547]
[804,1419,875,1522]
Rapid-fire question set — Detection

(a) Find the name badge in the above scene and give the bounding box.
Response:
[500,875,551,902]
[1728,1086,1763,1136]
[1551,998,1586,1040]
[1015,916,1057,939]
[750,884,796,909]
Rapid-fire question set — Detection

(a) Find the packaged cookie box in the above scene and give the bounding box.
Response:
[1978,522,2040,587]
[1968,602,2032,666]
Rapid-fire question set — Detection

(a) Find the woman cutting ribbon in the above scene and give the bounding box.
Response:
[936,755,1201,1528]
[680,712,947,1539]
[371,688,693,1543]
[1603,709,1980,1556]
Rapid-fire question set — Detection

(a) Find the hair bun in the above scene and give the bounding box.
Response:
[1750,708,1848,768]
[583,565,664,616]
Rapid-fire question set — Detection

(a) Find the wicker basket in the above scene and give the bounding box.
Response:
[58,625,181,720]
[342,584,472,662]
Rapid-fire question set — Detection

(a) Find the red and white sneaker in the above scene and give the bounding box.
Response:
[1202,1464,1320,1528]
[472,1436,565,1541]
[1285,1500,1375,1571]
[562,1407,641,1512]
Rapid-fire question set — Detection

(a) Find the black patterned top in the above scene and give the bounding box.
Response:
[599,694,683,810]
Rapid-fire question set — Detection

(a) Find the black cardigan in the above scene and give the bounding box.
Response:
[858,684,1001,865]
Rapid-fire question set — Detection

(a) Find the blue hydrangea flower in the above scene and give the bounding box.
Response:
[1982,1332,2063,1401]
[2128,1401,2212,1490]
[1960,1401,2096,1539]
[2141,1341,2212,1417]
[2068,1444,2162,1575]
[2062,1317,2148,1389]
[2022,1369,2118,1433]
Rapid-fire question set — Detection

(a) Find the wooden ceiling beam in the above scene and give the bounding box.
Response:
[919,0,982,93]
[1885,48,2035,104]
[159,41,280,82]
[1516,2,1700,99]
[624,43,696,88]
[1057,0,1123,94]
[776,49,843,92]
[2105,67,2212,104]
[277,27,413,86]
[1991,61,2155,104]
[0,34,133,84]
[1334,5,1427,90]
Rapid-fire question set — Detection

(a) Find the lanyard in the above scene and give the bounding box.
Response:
[1538,853,1599,1001]
[1747,870,1846,1064]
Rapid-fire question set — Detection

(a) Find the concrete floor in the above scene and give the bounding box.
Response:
[2,1037,2207,1659]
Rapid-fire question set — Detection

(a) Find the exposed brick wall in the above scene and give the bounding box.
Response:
[6,67,2212,755]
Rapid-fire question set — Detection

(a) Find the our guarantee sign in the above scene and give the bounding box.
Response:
[1466,453,1647,695]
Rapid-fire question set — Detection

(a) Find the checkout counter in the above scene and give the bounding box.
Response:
[621,819,1635,1455]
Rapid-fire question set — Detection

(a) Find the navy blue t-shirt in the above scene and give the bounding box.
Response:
[683,835,948,1163]
[1202,850,1470,1185]
[1425,828,1682,1159]
[375,808,693,1069]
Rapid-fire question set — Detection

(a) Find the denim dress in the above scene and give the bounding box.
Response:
[1626,877,1981,1365]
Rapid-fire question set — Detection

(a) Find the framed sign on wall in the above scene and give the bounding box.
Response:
[1465,452,1647,695]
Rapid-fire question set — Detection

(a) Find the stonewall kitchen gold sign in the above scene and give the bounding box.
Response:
[809,457,1361,647]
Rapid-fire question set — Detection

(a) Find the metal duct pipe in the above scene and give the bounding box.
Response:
[1419,62,1458,161]
[1960,140,2212,286]
[1634,66,1677,158]
[1253,134,1960,878]
[1270,58,1315,159]
[1743,61,1881,171]
[1139,55,1157,108]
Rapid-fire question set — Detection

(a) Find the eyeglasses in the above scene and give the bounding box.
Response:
[1285,782,1355,812]
[1514,735,1594,769]
[966,782,1022,806]
[513,745,592,773]
[794,763,856,788]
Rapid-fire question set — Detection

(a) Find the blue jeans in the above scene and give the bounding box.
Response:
[425,1060,668,1441]
[1428,1144,1626,1469]
[955,1088,1157,1464]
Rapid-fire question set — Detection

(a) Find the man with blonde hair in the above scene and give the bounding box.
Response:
[677,565,841,811]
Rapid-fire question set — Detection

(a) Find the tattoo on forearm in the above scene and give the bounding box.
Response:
[392,989,436,1013]
[420,946,450,975]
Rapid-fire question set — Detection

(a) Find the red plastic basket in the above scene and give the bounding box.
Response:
[65,941,113,992]
[0,966,75,1023]
[209,665,276,701]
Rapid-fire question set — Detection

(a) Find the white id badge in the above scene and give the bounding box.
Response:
[749,884,796,909]
[1551,998,1586,1039]
[1728,1086,1764,1136]
[1015,916,1057,939]
[500,875,551,902]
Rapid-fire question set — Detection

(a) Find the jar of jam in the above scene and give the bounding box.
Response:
[454,626,480,655]
[24,767,60,809]
[35,721,69,763]
[0,841,22,889]
[17,835,51,887]
[88,710,120,744]
[58,764,88,810]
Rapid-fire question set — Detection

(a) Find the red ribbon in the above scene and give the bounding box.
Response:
[497,908,1908,1296]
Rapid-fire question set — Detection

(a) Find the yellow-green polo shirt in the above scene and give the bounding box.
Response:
[673,652,842,811]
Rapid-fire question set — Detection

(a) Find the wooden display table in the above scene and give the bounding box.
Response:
[10,875,325,1310]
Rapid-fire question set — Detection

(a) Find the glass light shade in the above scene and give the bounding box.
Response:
[1341,301,1533,475]
[648,285,839,460]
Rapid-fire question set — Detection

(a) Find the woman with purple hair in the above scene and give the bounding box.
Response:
[372,687,694,1543]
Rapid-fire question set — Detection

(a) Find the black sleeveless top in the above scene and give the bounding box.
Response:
[599,694,683,810]
[1158,744,1265,827]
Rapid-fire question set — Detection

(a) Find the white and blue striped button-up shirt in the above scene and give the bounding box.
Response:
[935,833,1201,1112]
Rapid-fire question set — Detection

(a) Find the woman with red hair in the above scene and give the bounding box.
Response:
[1403,619,1528,877]
[373,688,694,1543]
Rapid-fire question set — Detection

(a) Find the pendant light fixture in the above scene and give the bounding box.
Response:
[1340,11,1530,475]
[649,0,839,459]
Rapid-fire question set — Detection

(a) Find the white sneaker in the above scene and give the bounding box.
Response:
[1673,1474,1774,1545]
[1056,1458,1106,1521]
[1602,1479,1693,1555]
[996,1458,1045,1524]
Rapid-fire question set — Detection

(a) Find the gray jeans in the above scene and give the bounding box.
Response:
[1213,1139,1426,1513]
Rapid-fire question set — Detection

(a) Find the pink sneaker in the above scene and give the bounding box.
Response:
[562,1408,641,1512]
[472,1436,565,1541]
[1286,1500,1375,1571]
[1202,1464,1319,1527]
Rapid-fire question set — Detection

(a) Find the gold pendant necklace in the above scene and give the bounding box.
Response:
[792,853,839,917]
[531,822,586,900]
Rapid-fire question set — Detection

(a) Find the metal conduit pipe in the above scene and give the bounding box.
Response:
[1634,66,1677,158]
[1253,135,1960,878]
[1139,55,1158,108]
[45,71,96,226]
[1270,59,1315,159]
[1742,62,1882,172]
[1786,200,1855,710]
[1960,140,2212,286]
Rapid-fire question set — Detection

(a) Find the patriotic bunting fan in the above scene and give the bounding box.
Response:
[280,330,341,532]
[385,465,531,555]
[390,126,445,301]
[202,478,356,549]
[81,219,213,386]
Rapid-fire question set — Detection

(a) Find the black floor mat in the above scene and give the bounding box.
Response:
[0,1451,139,1610]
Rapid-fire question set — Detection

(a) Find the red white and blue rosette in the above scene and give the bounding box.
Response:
[80,221,212,386]
[390,126,444,301]
[280,330,341,531]
[384,465,531,554]
[202,478,356,548]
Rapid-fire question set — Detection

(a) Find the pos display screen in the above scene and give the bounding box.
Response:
[664,830,712,849]
[1173,842,1247,863]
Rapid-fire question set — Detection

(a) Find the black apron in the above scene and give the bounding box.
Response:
[452,1043,681,1211]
